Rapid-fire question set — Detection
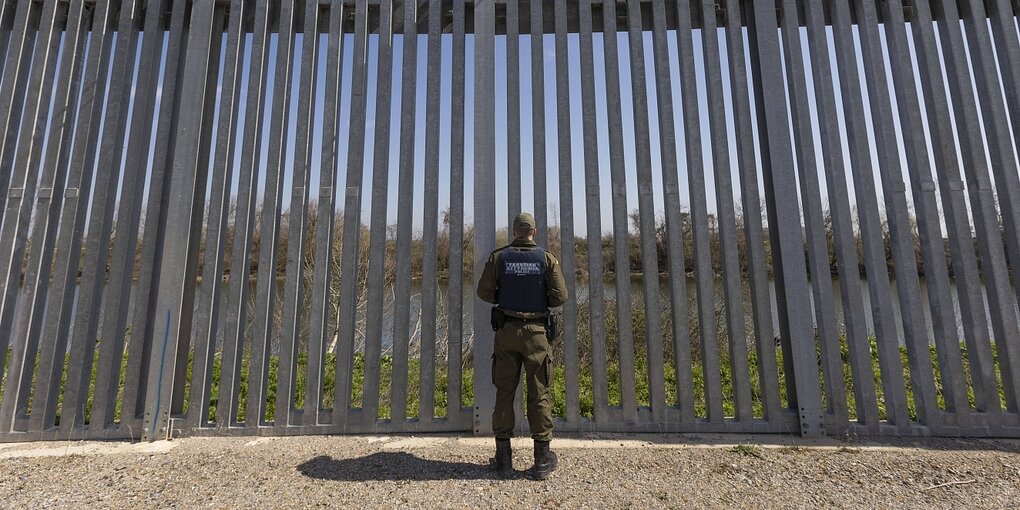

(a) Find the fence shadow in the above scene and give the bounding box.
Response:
[297,452,507,481]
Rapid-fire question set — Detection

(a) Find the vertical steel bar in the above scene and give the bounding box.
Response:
[333,0,370,431]
[700,0,754,422]
[278,0,322,431]
[623,0,664,422]
[956,0,1020,412]
[0,0,61,343]
[747,3,790,413]
[175,4,226,426]
[601,1,637,423]
[219,0,273,429]
[745,1,782,405]
[530,0,547,245]
[391,0,418,425]
[577,0,608,426]
[169,5,225,418]
[0,0,67,433]
[853,0,939,427]
[723,0,780,422]
[6,0,89,433]
[801,0,879,430]
[989,0,1020,193]
[305,0,347,427]
[910,0,989,428]
[472,0,496,436]
[32,0,117,432]
[985,0,1020,414]
[249,0,298,427]
[924,0,1004,417]
[513,1,528,434]
[0,0,35,232]
[120,0,189,429]
[91,0,172,431]
[190,0,248,430]
[747,0,823,437]
[448,0,466,423]
[506,0,521,230]
[775,0,847,427]
[880,0,970,422]
[417,0,441,426]
[648,0,693,424]
[277,0,321,430]
[826,0,911,430]
[363,0,395,427]
[62,0,144,435]
[674,0,724,422]
[0,0,18,84]
[143,0,219,441]
[553,0,580,426]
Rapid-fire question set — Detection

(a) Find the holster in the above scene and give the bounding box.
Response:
[545,314,558,342]
[490,307,506,331]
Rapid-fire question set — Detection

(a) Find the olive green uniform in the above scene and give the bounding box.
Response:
[476,238,568,441]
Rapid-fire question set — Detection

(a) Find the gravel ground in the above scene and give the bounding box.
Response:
[1,434,1019,509]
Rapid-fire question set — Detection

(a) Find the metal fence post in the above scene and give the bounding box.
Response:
[142,0,218,442]
[747,0,824,437]
[472,0,496,436]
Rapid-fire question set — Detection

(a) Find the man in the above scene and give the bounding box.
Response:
[476,212,568,481]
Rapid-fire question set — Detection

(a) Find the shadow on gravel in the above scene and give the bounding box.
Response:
[298,453,501,481]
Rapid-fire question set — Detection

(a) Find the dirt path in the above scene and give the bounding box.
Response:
[2,434,1019,508]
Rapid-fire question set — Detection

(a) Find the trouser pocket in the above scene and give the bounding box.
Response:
[538,354,552,388]
[492,351,522,392]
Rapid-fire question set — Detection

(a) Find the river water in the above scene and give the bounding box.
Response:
[14,274,1006,351]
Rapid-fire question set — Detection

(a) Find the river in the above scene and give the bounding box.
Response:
[11,274,1007,351]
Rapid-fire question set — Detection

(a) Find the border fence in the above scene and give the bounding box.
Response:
[1,0,1020,442]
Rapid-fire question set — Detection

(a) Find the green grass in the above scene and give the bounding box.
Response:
[1,337,1009,426]
[204,352,476,423]
[731,443,764,458]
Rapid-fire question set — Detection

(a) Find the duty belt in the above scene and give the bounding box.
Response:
[504,316,546,325]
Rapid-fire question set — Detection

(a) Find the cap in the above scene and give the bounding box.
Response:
[513,212,536,230]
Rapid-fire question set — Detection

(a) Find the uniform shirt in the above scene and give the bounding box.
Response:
[476,238,568,318]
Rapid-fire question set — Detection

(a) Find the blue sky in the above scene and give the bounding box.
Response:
[212,28,795,235]
[105,22,1019,239]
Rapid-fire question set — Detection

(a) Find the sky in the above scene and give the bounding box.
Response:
[199,28,846,236]
[176,21,1015,239]
[29,18,1020,241]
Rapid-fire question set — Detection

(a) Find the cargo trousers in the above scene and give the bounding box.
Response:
[491,319,553,441]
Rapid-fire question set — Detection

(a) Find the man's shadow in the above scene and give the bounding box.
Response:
[298,452,512,481]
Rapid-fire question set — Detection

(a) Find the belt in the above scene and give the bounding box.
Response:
[504,316,546,324]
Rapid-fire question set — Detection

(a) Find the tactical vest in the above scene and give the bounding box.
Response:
[497,247,549,313]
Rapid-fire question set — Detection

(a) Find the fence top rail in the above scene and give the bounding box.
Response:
[39,0,1009,35]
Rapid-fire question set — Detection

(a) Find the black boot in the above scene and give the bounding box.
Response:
[492,438,513,479]
[529,440,558,481]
